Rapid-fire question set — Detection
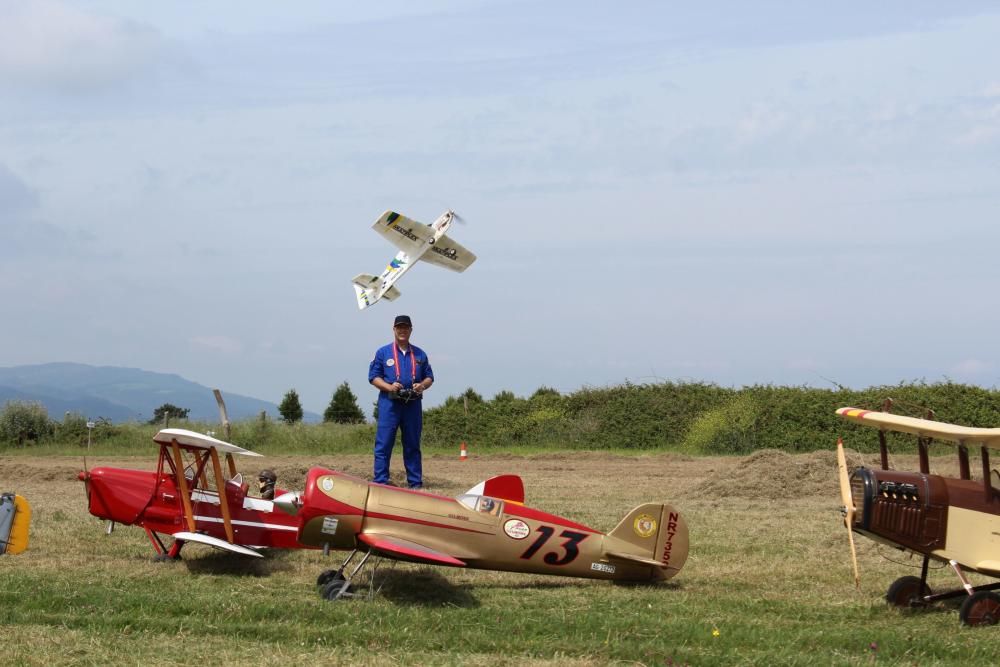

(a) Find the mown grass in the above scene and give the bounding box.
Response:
[3,452,1000,665]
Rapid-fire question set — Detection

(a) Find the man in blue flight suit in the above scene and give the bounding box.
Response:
[369,314,434,489]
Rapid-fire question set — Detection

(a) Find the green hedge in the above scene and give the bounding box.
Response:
[5,380,1000,454]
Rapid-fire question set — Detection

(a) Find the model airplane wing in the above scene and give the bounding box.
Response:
[173,531,263,558]
[153,428,263,456]
[419,233,476,272]
[358,532,467,567]
[837,408,1000,448]
[372,210,434,255]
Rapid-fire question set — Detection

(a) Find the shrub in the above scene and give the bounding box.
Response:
[0,400,53,446]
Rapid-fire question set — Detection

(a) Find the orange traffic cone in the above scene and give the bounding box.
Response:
[459,442,468,461]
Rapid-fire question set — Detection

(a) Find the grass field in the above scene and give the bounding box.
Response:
[3,449,1000,666]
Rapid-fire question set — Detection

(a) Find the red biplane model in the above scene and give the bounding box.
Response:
[80,429,690,599]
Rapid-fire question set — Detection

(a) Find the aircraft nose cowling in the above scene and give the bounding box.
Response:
[85,467,157,525]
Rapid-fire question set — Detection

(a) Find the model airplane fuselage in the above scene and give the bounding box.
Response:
[352,210,476,310]
[79,429,689,595]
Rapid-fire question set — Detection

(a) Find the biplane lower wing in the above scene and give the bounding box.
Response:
[358,532,467,567]
[174,531,263,558]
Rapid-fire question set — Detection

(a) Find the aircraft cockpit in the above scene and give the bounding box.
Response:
[457,494,503,516]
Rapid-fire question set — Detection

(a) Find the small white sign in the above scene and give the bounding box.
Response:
[321,516,339,535]
[591,562,616,574]
[503,519,530,540]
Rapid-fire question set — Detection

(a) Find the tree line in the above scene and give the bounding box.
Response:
[6,379,1000,453]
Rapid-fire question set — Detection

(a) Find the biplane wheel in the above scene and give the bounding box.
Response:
[321,578,352,601]
[886,576,931,608]
[316,569,342,587]
[151,553,180,563]
[959,591,1000,627]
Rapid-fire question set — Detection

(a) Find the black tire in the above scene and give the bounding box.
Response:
[316,569,340,587]
[886,576,931,608]
[321,578,352,601]
[959,591,1000,626]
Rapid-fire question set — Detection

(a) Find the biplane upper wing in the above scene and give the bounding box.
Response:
[418,233,477,273]
[837,408,1000,448]
[358,532,467,567]
[153,428,263,456]
[372,210,434,255]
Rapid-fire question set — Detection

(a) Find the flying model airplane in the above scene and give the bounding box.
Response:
[835,404,1000,626]
[351,209,476,310]
[79,429,690,599]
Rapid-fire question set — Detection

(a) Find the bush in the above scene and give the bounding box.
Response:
[0,401,53,446]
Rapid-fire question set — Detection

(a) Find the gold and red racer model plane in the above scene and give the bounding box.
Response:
[80,429,690,599]
[836,404,1000,626]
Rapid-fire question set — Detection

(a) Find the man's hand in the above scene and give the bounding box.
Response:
[390,381,404,393]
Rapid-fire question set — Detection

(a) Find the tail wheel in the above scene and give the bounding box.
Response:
[886,576,931,608]
[959,591,1000,627]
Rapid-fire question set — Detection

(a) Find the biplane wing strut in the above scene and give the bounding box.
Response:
[154,429,263,552]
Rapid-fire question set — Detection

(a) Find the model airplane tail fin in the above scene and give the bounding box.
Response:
[352,274,378,310]
[605,503,689,579]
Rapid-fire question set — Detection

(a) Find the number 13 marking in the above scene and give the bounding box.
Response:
[520,526,588,565]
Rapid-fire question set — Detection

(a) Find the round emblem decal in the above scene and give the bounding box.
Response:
[503,519,530,540]
[386,358,395,367]
[321,477,334,492]
[633,513,657,538]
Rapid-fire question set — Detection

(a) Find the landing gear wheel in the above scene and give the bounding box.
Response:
[886,576,931,608]
[316,569,341,587]
[151,553,180,563]
[959,591,1000,626]
[321,576,352,601]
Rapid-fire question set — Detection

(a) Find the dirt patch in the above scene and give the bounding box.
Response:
[690,448,875,501]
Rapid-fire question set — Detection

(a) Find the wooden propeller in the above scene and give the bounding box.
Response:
[837,437,861,589]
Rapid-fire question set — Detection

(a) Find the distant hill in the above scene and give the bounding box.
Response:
[0,362,320,423]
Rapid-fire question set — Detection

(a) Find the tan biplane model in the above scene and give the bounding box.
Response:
[836,406,1000,626]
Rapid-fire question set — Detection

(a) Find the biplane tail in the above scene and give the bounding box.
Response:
[603,503,689,580]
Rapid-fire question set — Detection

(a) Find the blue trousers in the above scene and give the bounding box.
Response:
[373,396,423,487]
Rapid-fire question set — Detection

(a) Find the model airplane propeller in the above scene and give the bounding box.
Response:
[835,406,1000,626]
[352,209,477,310]
[79,429,690,599]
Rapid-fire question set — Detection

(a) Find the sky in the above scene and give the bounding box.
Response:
[2,1,1000,413]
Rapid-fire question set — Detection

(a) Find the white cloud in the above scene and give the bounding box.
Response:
[0,0,163,90]
[951,359,993,375]
[189,335,244,355]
